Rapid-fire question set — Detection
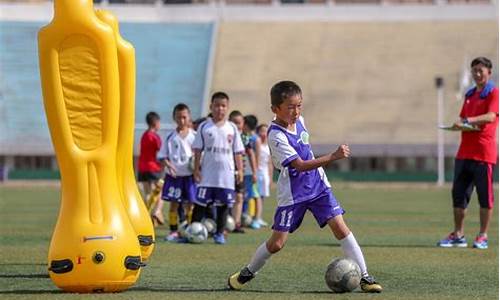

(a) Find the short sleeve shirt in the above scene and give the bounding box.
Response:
[456,86,499,164]
[192,119,245,189]
[138,130,162,173]
[157,129,196,177]
[268,116,330,207]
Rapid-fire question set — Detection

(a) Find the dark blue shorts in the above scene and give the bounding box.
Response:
[272,190,345,233]
[194,186,235,207]
[452,159,495,209]
[161,175,196,203]
[137,171,161,183]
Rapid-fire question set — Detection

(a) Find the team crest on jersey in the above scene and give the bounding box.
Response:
[300,131,310,144]
[227,134,233,144]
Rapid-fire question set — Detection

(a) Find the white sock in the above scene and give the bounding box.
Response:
[340,233,368,277]
[247,242,272,274]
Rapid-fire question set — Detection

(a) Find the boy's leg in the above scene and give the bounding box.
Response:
[168,202,179,232]
[327,215,382,293]
[327,216,366,275]
[216,205,229,234]
[228,202,307,290]
[232,192,245,233]
[177,203,186,224]
[184,203,194,223]
[191,203,207,223]
[309,191,382,293]
[228,230,288,290]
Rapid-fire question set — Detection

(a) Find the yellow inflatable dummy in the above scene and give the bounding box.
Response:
[38,0,143,292]
[95,9,155,261]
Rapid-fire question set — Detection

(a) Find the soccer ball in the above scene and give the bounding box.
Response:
[241,213,253,227]
[225,215,236,232]
[186,222,208,244]
[202,218,216,236]
[325,258,361,293]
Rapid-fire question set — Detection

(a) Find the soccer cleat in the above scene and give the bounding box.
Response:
[232,226,246,234]
[228,267,255,290]
[164,231,179,242]
[257,219,268,227]
[360,275,383,293]
[437,233,467,248]
[250,220,261,230]
[213,233,226,244]
[473,235,488,249]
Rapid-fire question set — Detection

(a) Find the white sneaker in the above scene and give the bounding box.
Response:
[257,219,268,227]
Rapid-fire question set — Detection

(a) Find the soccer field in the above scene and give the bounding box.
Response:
[0,184,498,300]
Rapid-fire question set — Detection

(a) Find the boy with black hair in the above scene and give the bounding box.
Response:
[157,103,196,241]
[191,92,245,244]
[138,111,163,224]
[228,81,382,293]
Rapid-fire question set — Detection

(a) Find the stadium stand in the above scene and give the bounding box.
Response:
[212,21,498,157]
[0,21,213,155]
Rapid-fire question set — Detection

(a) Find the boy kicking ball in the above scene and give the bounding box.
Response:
[227,81,383,293]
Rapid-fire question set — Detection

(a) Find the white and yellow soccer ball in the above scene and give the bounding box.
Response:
[325,258,361,293]
[186,222,208,244]
[241,213,253,227]
[225,215,236,232]
[202,218,216,236]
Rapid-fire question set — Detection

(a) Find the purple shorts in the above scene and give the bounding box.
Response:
[194,186,235,207]
[161,175,197,203]
[272,190,344,233]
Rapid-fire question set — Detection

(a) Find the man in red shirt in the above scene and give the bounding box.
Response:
[438,57,499,249]
[138,112,162,219]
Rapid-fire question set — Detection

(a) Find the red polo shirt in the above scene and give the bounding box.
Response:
[138,130,162,173]
[456,86,499,164]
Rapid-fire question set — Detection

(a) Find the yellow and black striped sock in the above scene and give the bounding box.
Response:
[169,211,178,231]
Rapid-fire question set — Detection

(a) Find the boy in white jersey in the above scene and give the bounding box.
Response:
[157,103,196,241]
[192,92,245,244]
[228,81,383,292]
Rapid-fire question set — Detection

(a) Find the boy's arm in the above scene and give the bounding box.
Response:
[289,144,350,172]
[247,148,258,183]
[161,159,177,177]
[268,158,273,182]
[235,153,244,184]
[254,138,261,173]
[193,149,202,183]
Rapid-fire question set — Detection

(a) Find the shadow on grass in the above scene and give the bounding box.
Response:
[0,263,46,266]
[317,243,436,248]
[0,273,49,279]
[0,290,61,295]
[130,286,334,294]
[0,287,336,295]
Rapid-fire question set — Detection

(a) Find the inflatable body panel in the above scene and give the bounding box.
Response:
[38,0,142,292]
[95,9,155,261]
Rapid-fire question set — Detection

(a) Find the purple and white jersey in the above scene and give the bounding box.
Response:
[192,118,245,190]
[158,128,196,177]
[268,116,330,207]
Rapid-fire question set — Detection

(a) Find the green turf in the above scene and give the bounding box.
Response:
[0,184,497,300]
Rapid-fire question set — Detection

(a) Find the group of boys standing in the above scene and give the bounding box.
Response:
[137,92,273,245]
